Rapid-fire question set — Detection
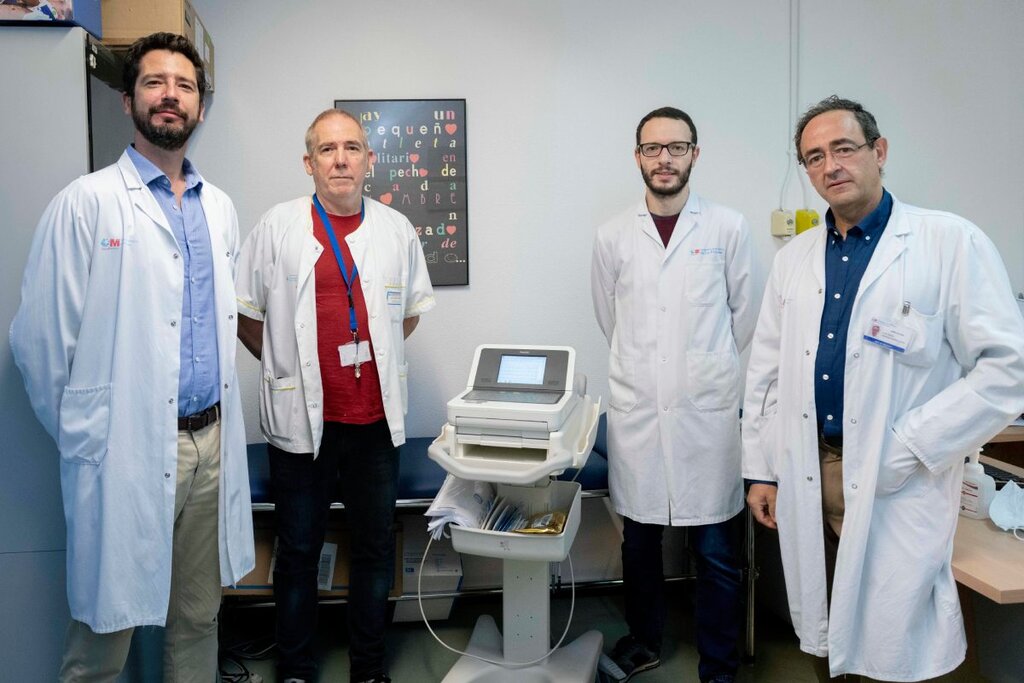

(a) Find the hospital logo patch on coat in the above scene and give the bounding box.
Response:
[100,238,122,249]
[690,247,724,256]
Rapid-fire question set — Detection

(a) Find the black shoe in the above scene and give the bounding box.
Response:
[608,635,661,681]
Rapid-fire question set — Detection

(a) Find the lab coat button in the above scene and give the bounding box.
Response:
[850,418,858,425]
[228,314,234,320]
[805,350,810,356]
[299,323,305,329]
[305,361,311,367]
[853,352,860,359]
[171,320,177,327]
[851,483,858,489]
[803,413,808,419]
[165,473,171,479]
[168,398,174,404]
[663,406,669,412]
[660,306,666,312]
[173,253,179,259]
[310,402,318,408]
[224,383,229,389]
[807,476,813,481]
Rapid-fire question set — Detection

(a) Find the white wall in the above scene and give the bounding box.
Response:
[185,0,1024,443]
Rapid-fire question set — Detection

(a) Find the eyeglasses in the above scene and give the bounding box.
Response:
[800,141,874,169]
[637,141,695,157]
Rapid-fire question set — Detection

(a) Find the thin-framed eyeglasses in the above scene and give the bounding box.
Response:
[800,141,874,169]
[637,141,695,157]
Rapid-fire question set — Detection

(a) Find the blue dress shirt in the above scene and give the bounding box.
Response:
[126,146,220,417]
[815,189,892,438]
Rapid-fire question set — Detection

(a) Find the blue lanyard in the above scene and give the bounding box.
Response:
[312,194,365,337]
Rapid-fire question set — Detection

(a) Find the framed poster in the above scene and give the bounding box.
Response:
[0,0,100,37]
[336,98,468,286]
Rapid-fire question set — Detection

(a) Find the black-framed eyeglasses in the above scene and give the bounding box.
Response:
[800,141,874,169]
[637,141,695,157]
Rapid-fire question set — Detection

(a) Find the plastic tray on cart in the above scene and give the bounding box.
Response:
[450,480,582,562]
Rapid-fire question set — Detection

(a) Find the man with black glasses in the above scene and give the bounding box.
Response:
[591,106,754,683]
[743,95,1024,682]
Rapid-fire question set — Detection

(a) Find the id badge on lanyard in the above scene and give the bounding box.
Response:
[313,194,371,378]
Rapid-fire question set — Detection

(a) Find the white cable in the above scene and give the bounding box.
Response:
[780,0,810,210]
[417,533,578,669]
[792,0,811,208]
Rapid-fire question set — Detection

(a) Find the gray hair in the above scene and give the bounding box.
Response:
[794,95,881,163]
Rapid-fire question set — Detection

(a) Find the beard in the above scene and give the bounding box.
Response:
[641,164,691,198]
[131,100,198,151]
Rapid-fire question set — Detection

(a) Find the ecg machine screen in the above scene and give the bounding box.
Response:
[496,355,546,385]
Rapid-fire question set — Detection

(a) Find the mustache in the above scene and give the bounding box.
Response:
[149,103,188,120]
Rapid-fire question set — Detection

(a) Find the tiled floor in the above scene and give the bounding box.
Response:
[219,584,826,682]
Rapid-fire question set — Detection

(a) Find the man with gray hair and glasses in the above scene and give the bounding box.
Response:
[743,95,1024,681]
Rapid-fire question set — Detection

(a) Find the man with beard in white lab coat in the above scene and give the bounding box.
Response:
[591,107,755,682]
[743,95,1024,682]
[10,33,254,682]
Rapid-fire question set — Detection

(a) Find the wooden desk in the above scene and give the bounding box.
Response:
[987,424,1024,444]
[952,456,1024,604]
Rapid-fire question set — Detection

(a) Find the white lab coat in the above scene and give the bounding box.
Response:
[592,193,755,525]
[235,196,435,454]
[9,152,255,633]
[742,198,1024,680]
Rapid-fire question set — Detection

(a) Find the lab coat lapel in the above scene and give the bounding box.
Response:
[116,152,174,238]
[858,201,908,296]
[297,197,322,293]
[664,193,700,260]
[635,199,663,249]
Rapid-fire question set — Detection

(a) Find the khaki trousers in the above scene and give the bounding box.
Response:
[59,421,222,683]
[812,441,963,683]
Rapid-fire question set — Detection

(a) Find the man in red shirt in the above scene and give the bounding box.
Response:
[236,109,435,683]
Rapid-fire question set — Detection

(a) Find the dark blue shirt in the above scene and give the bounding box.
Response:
[815,189,892,438]
[126,145,220,417]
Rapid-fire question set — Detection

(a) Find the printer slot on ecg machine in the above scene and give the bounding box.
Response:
[428,345,603,682]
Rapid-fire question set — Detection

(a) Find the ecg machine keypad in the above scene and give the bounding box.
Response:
[462,389,563,405]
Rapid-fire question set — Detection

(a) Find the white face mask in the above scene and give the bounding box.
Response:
[989,481,1024,541]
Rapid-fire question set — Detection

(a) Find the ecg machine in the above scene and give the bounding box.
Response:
[427,344,604,682]
[437,345,599,485]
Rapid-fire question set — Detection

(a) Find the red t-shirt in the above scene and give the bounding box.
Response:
[312,206,386,424]
[652,212,680,247]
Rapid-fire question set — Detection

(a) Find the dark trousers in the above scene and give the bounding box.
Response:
[269,420,399,682]
[622,514,743,682]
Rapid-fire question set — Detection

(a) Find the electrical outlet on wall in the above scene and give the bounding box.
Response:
[771,209,795,237]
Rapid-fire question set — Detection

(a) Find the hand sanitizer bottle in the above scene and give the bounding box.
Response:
[960,449,996,519]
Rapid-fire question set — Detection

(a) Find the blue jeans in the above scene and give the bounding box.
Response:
[621,514,742,682]
[269,420,399,682]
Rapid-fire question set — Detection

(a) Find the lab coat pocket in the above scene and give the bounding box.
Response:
[608,352,638,413]
[399,362,410,414]
[686,350,739,411]
[263,374,299,439]
[894,306,944,368]
[58,383,112,465]
[876,430,923,496]
[685,261,726,306]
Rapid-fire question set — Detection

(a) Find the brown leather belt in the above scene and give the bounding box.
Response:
[178,402,220,432]
[819,432,843,457]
